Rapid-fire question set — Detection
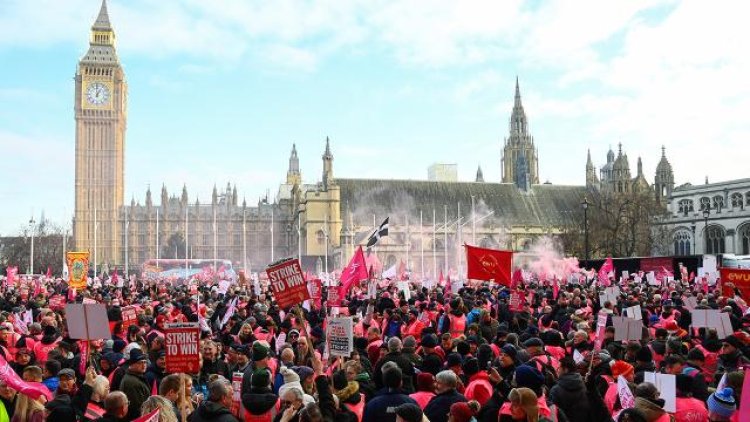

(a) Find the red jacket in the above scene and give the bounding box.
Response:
[464,372,493,406]
[674,397,708,422]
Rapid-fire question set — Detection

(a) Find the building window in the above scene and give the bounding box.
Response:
[731,193,744,209]
[700,197,711,211]
[746,192,750,206]
[740,224,750,255]
[673,230,691,256]
[678,199,694,216]
[706,225,726,254]
[316,230,325,245]
[234,233,241,246]
[713,196,725,213]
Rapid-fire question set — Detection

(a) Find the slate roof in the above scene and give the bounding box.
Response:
[336,178,587,228]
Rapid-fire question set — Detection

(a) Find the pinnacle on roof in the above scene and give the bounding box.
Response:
[475,165,485,183]
[323,136,333,159]
[514,76,522,108]
[92,0,112,31]
[291,143,298,157]
[586,149,594,167]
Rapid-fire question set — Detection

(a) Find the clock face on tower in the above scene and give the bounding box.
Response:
[86,82,110,106]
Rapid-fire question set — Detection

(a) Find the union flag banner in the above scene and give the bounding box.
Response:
[465,245,512,286]
[720,267,750,299]
[66,251,89,289]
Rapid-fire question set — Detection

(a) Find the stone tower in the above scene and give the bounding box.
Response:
[73,0,127,269]
[585,149,599,188]
[287,144,301,185]
[654,146,675,202]
[502,77,539,185]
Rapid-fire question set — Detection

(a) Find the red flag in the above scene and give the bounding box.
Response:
[598,257,614,284]
[339,246,368,295]
[439,270,445,286]
[465,245,513,286]
[511,269,523,289]
[445,273,452,296]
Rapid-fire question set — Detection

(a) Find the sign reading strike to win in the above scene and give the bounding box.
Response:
[164,322,200,374]
[266,259,310,309]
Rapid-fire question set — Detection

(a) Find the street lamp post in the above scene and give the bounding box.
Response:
[29,217,36,275]
[125,219,129,278]
[703,209,710,253]
[581,198,589,266]
[691,220,696,255]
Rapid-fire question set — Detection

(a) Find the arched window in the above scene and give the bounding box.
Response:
[746,192,750,206]
[740,224,750,255]
[678,199,694,216]
[700,197,711,211]
[433,239,444,251]
[673,230,691,256]
[713,196,725,213]
[731,193,744,209]
[316,230,325,245]
[705,225,726,254]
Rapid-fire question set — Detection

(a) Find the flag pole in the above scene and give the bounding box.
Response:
[432,209,437,281]
[243,208,247,274]
[457,202,461,280]
[271,206,275,263]
[156,207,160,268]
[405,214,410,272]
[444,205,448,278]
[185,205,189,279]
[420,210,424,280]
[213,205,217,272]
[471,195,476,245]
[324,214,329,275]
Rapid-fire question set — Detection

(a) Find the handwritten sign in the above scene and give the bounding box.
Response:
[266,259,310,309]
[164,322,200,374]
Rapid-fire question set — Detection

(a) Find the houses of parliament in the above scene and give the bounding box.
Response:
[73,1,678,275]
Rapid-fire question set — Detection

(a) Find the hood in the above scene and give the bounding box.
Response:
[242,391,278,415]
[556,372,585,392]
[634,397,666,422]
[197,401,233,419]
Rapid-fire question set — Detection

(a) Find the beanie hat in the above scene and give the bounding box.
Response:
[416,372,435,392]
[292,366,314,383]
[450,401,479,422]
[446,353,463,368]
[707,388,736,418]
[394,403,423,422]
[523,337,544,348]
[113,339,127,353]
[610,360,634,379]
[500,344,518,360]
[462,357,480,377]
[686,348,705,362]
[421,334,438,348]
[250,369,271,389]
[723,335,743,350]
[252,342,269,361]
[514,365,545,392]
[635,346,653,362]
[280,366,300,384]
[332,370,348,391]
[43,325,57,337]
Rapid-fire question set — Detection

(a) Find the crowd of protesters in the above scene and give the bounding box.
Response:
[0,265,746,422]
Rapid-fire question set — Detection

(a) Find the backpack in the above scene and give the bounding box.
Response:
[529,355,558,390]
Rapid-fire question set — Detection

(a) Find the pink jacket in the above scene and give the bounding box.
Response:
[674,397,708,422]
[409,391,435,409]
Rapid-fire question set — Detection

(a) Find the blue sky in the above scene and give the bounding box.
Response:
[1,0,749,234]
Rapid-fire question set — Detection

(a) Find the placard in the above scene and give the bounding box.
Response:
[326,317,353,357]
[307,278,322,300]
[509,292,524,312]
[720,267,750,299]
[397,281,411,301]
[612,316,643,341]
[266,259,310,309]
[643,372,676,413]
[164,322,200,374]
[231,372,243,417]
[66,251,90,289]
[625,305,642,320]
[121,306,138,331]
[65,304,111,340]
[707,311,733,339]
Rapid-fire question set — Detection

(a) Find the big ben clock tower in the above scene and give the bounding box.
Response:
[73,0,127,270]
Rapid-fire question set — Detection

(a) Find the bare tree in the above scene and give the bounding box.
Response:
[0,220,67,275]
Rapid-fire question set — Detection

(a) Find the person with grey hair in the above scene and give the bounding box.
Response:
[424,371,467,422]
[187,379,239,422]
[98,391,129,422]
[275,386,305,422]
[373,337,416,393]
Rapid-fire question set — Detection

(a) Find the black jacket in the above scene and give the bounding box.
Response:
[188,401,240,422]
[95,413,129,422]
[549,372,592,422]
[373,351,416,393]
[423,389,467,422]
[241,385,279,417]
[316,375,358,422]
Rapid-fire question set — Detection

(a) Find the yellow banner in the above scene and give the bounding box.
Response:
[66,251,90,289]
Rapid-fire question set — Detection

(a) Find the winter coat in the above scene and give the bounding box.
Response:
[423,389,467,422]
[119,370,150,420]
[674,397,708,422]
[362,388,417,422]
[188,401,240,422]
[316,375,358,422]
[549,372,593,422]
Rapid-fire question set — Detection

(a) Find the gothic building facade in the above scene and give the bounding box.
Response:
[585,144,674,201]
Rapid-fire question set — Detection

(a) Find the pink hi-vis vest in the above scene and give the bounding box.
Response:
[344,394,366,422]
[245,398,280,422]
[448,314,466,339]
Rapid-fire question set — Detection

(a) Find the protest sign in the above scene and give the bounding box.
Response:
[231,372,244,418]
[121,306,138,331]
[622,270,630,281]
[646,271,658,286]
[509,292,524,312]
[326,317,353,357]
[397,281,411,301]
[133,408,160,422]
[703,255,718,274]
[308,278,322,300]
[625,305,642,320]
[48,295,66,310]
[594,313,608,350]
[618,376,635,409]
[266,259,310,309]
[720,267,750,299]
[65,303,111,340]
[164,322,200,374]
[643,372,676,413]
[573,349,585,364]
[612,316,643,342]
[66,251,90,289]
[327,285,342,307]
[683,296,698,310]
[707,311,733,339]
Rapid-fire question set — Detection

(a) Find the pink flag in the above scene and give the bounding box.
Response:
[339,246,368,294]
[78,341,88,375]
[0,353,52,401]
[598,257,614,285]
[46,267,52,279]
[133,408,160,422]
[6,266,18,287]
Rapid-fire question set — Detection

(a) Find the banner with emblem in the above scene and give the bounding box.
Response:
[465,245,513,286]
[66,251,90,289]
